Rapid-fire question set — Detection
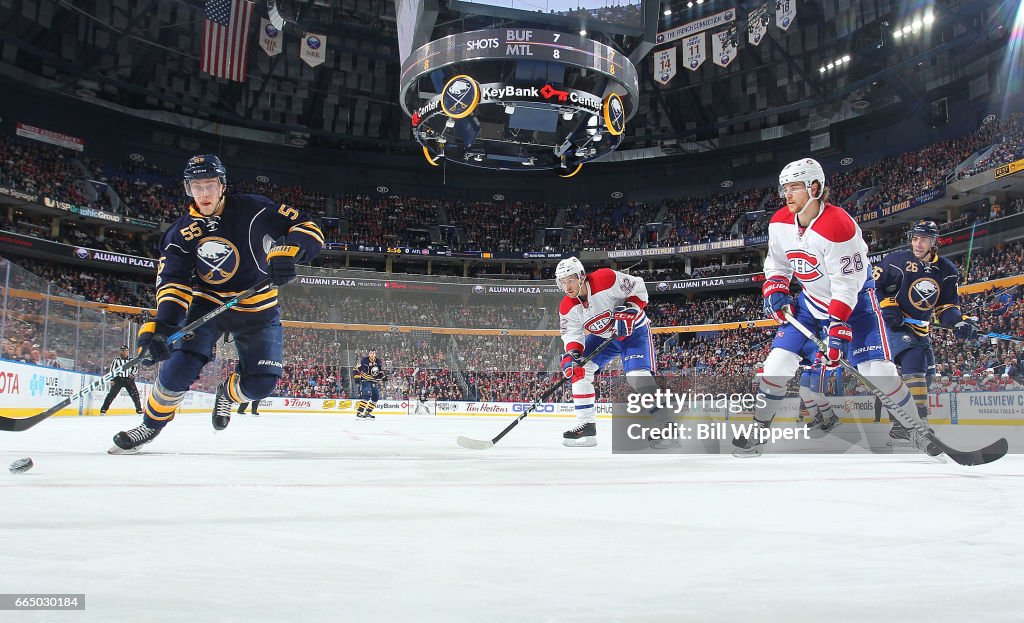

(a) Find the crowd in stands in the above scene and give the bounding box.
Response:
[2,112,1023,256]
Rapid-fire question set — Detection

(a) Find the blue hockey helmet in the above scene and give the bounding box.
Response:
[908,220,939,245]
[183,154,227,196]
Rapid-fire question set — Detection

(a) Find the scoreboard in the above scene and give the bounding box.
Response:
[400,28,639,120]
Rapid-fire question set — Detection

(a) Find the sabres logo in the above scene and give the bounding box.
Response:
[909,277,940,311]
[786,250,823,282]
[196,237,239,285]
[603,93,626,136]
[440,75,480,119]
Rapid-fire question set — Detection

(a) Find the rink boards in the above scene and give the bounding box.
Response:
[1,359,1022,424]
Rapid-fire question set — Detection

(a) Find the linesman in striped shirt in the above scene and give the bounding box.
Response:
[100,344,143,415]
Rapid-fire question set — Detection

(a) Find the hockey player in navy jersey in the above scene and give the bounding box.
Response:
[873,220,978,445]
[353,349,387,420]
[737,158,938,456]
[110,154,323,453]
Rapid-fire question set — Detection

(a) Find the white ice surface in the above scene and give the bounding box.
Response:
[2,414,1022,623]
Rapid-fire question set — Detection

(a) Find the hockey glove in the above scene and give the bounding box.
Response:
[762,276,794,324]
[880,303,904,331]
[137,319,176,366]
[267,238,302,286]
[821,321,852,369]
[612,305,640,339]
[561,350,586,383]
[953,316,980,340]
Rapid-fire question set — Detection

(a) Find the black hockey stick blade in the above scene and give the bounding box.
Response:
[930,435,1008,467]
[0,400,72,431]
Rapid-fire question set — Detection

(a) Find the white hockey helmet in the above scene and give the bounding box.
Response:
[779,157,826,200]
[555,257,586,294]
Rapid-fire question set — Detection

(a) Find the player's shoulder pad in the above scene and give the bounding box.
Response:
[162,213,197,243]
[769,206,794,225]
[559,295,581,315]
[231,192,276,211]
[880,248,911,265]
[937,256,959,274]
[810,204,857,243]
[587,267,618,294]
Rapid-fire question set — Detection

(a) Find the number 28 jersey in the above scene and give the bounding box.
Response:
[764,203,874,322]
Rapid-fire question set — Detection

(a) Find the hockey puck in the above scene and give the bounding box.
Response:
[9,457,34,474]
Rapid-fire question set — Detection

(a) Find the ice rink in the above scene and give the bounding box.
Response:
[2,413,1022,623]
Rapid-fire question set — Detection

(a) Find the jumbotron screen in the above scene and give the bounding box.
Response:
[451,0,646,36]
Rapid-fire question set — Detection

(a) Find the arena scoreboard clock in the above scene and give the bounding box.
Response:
[400,29,638,172]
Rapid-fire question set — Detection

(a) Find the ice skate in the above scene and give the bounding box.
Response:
[109,423,160,454]
[732,418,771,457]
[563,422,596,447]
[212,382,233,431]
[887,420,912,447]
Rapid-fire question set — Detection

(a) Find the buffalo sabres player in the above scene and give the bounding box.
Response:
[353,349,387,419]
[556,257,656,447]
[737,158,938,456]
[873,220,977,445]
[110,154,323,453]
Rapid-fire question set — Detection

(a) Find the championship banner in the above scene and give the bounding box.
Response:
[682,33,706,72]
[15,122,84,152]
[712,26,738,68]
[258,16,283,56]
[300,32,327,67]
[656,7,736,45]
[654,47,677,85]
[748,4,768,46]
[775,0,797,31]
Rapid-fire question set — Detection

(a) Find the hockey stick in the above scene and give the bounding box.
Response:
[784,311,1007,466]
[0,278,274,432]
[457,336,616,450]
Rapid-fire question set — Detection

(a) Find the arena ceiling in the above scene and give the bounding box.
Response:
[0,0,1012,155]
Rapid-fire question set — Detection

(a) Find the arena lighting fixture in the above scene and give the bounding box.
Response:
[505,104,515,114]
[820,54,851,73]
[696,0,703,4]
[664,8,671,16]
[687,1,693,7]
[445,118,456,128]
[562,110,575,120]
[579,29,587,35]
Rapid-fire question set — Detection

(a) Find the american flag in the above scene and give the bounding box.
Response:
[201,0,254,82]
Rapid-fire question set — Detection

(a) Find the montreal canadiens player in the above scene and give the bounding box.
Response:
[736,157,937,456]
[556,257,656,447]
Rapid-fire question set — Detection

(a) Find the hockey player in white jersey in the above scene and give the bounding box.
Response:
[736,157,937,456]
[556,257,657,447]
